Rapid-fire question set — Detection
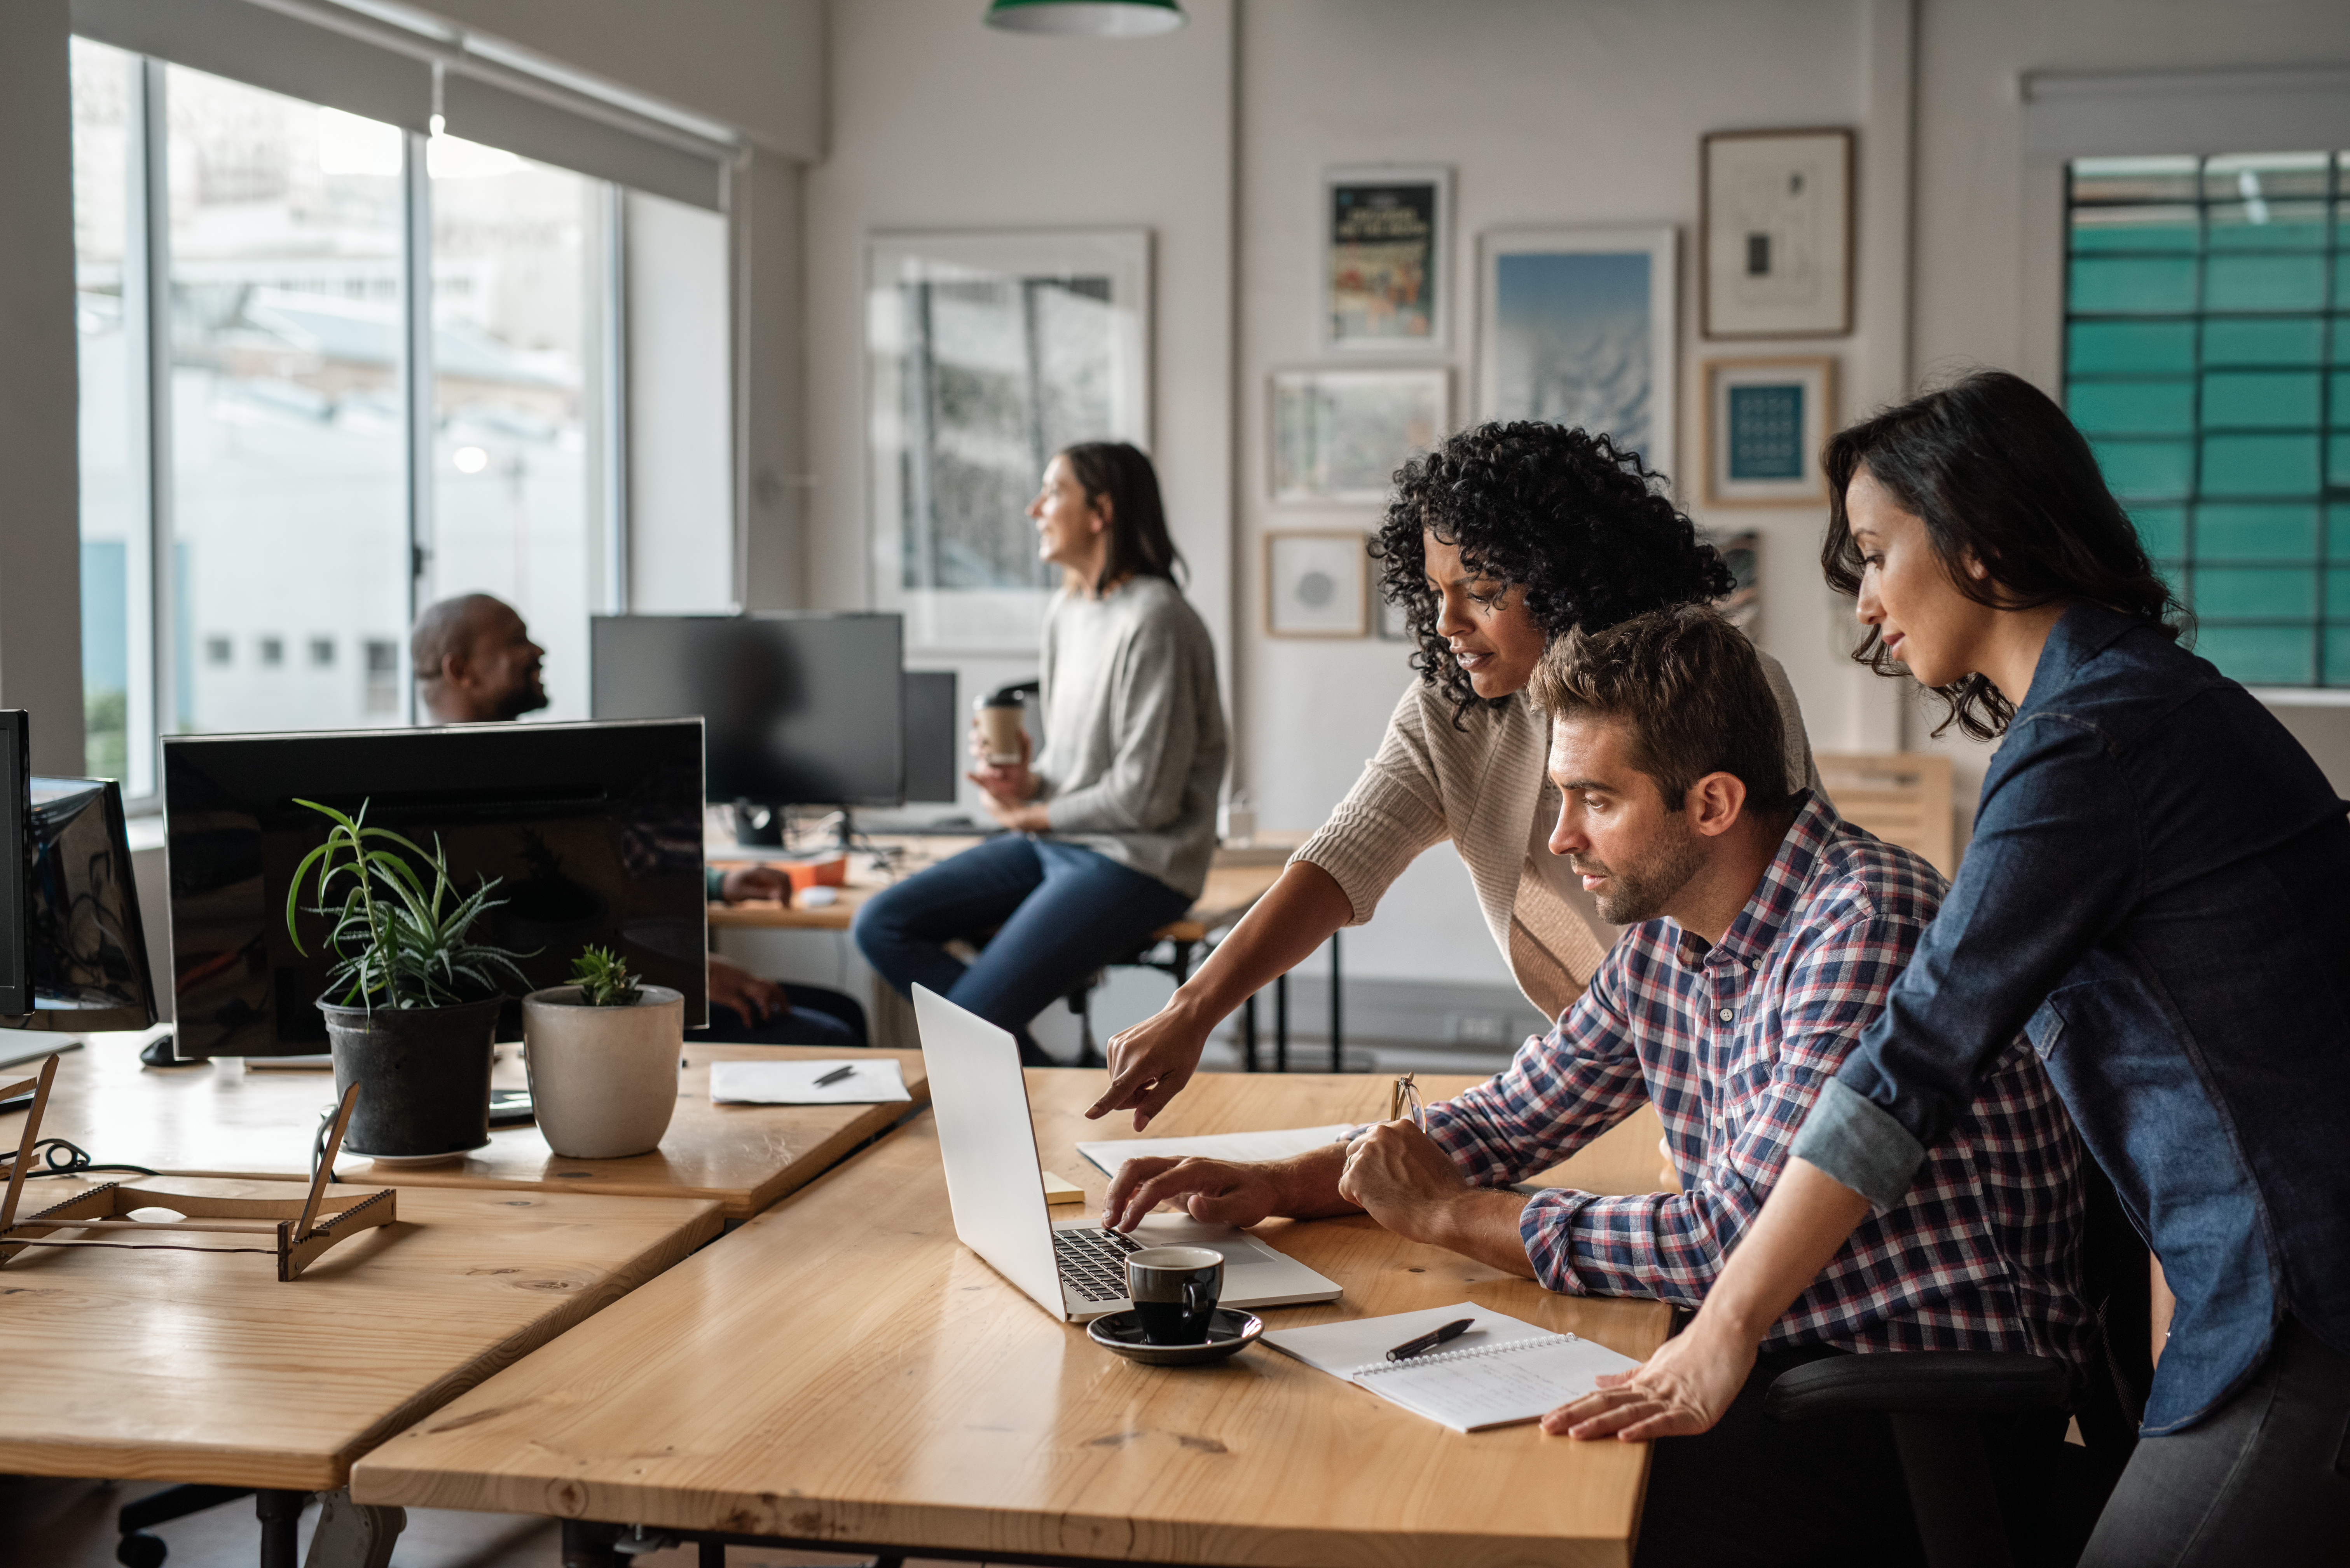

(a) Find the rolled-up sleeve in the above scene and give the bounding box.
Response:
[1800,717,2141,1207]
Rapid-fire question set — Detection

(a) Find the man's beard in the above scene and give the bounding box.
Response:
[1570,821,1707,925]
[491,674,550,722]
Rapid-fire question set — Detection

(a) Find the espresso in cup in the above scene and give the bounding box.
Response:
[1125,1245,1223,1345]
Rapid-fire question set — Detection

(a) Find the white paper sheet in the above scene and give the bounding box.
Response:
[1352,1334,1643,1433]
[1075,1123,1357,1179]
[1259,1302,1556,1376]
[708,1057,911,1105]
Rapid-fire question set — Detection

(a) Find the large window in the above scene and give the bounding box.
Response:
[70,39,626,799]
[2065,152,2348,688]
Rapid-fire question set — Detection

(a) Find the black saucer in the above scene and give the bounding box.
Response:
[1086,1307,1263,1367]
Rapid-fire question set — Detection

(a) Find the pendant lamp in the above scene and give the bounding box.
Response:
[984,0,1185,37]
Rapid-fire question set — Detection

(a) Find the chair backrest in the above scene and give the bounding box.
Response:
[1816,752,1957,878]
[2072,1150,2154,1454]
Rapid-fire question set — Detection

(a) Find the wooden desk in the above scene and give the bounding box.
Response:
[0,1039,928,1221]
[353,1074,1674,1567]
[0,1177,719,1491]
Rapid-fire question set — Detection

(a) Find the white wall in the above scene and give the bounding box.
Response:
[804,0,1238,712]
[1907,0,2350,819]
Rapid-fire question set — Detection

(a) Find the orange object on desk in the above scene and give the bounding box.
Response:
[782,855,848,892]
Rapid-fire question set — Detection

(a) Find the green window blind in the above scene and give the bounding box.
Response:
[2066,152,2350,687]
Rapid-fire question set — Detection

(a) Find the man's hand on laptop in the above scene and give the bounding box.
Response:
[1102,1144,1357,1233]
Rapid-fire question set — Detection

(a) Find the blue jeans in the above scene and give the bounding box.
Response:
[852,835,1194,1064]
[693,982,868,1048]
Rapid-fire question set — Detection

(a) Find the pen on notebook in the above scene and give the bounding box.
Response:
[812,1064,856,1087]
[1385,1317,1474,1361]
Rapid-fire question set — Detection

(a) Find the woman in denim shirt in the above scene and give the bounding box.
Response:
[1556,372,2350,1564]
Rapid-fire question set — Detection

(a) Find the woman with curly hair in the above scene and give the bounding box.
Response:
[1088,421,1817,1128]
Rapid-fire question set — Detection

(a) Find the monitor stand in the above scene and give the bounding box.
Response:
[733,802,858,852]
[138,1034,192,1068]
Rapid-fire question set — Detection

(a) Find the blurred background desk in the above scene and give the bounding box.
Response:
[712,832,1341,1066]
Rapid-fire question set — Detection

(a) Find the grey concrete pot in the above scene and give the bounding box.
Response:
[320,995,501,1161]
[520,984,685,1159]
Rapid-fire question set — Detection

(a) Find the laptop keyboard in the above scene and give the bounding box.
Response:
[1053,1226,1145,1303]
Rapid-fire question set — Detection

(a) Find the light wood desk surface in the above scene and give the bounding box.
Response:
[353,1074,1674,1567]
[0,1040,928,1221]
[0,1176,719,1491]
[709,836,1294,937]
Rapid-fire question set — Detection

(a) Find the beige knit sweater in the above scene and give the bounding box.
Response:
[1293,652,1819,1022]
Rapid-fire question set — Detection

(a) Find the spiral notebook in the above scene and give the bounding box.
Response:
[1262,1303,1643,1434]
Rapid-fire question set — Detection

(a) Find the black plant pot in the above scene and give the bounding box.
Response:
[319,995,502,1160]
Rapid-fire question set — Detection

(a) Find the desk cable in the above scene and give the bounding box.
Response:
[0,1135,157,1181]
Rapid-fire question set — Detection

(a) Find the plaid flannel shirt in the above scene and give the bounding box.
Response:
[1423,793,2089,1363]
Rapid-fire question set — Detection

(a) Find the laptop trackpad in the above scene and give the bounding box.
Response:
[1124,1211,1285,1266]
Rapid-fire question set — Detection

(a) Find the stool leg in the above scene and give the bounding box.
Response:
[1242,992,1258,1073]
[699,1540,726,1568]
[1329,929,1343,1073]
[1275,974,1289,1073]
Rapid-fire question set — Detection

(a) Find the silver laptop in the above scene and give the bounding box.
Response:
[914,985,1343,1323]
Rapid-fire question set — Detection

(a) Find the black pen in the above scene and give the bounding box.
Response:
[1385,1317,1474,1361]
[812,1064,856,1087]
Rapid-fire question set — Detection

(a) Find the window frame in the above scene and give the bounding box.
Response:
[80,41,634,810]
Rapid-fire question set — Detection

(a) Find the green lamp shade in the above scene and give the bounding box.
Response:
[985,0,1185,37]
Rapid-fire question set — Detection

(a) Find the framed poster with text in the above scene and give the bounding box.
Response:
[1323,166,1450,353]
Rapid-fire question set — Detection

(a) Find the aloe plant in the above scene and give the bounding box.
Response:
[284,798,534,1011]
[568,945,642,1007]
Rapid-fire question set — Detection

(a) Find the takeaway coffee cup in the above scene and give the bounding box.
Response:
[1126,1245,1224,1345]
[977,692,1027,766]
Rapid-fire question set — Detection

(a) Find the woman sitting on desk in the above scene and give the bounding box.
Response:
[854,442,1227,1065]
[1090,421,1819,1128]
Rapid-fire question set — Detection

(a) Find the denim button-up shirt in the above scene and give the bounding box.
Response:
[1793,602,2350,1434]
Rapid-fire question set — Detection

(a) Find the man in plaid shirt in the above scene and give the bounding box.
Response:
[1105,606,2087,1566]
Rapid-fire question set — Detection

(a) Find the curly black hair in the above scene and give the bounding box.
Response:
[1369,422,1734,727]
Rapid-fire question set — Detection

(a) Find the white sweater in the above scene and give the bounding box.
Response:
[1293,653,1819,1021]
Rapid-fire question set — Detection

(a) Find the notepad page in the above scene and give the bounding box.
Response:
[707,1058,911,1104]
[1260,1303,1555,1376]
[1075,1124,1357,1179]
[1350,1335,1644,1434]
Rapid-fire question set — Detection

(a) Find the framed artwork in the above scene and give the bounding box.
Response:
[1324,166,1450,353]
[1701,128,1854,338]
[1702,356,1835,507]
[1376,592,1413,642]
[866,229,1151,652]
[1270,367,1447,503]
[1477,225,1678,476]
[1708,527,1762,634]
[1265,530,1369,638]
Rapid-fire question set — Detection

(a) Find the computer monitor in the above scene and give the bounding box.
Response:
[162,719,705,1060]
[903,670,959,806]
[1,772,160,1034]
[590,614,906,813]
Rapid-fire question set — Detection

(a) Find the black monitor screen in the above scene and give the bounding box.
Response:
[591,614,904,807]
[0,713,27,1016]
[903,670,958,805]
[163,719,705,1059]
[20,775,157,1033]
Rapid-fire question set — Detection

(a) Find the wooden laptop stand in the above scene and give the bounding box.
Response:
[0,1053,396,1280]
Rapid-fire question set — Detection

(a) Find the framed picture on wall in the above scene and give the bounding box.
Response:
[866,229,1151,653]
[1265,530,1369,638]
[1706,526,1762,634]
[1270,367,1447,503]
[1323,166,1450,353]
[1477,225,1678,477]
[1701,128,1854,338]
[1702,356,1834,507]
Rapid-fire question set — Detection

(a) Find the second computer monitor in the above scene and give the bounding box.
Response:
[591,613,906,808]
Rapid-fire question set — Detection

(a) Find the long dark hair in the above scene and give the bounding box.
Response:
[1821,370,2188,742]
[1059,441,1183,593]
[1371,421,1733,727]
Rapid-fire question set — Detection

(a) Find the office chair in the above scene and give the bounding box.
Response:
[1765,1155,2152,1568]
